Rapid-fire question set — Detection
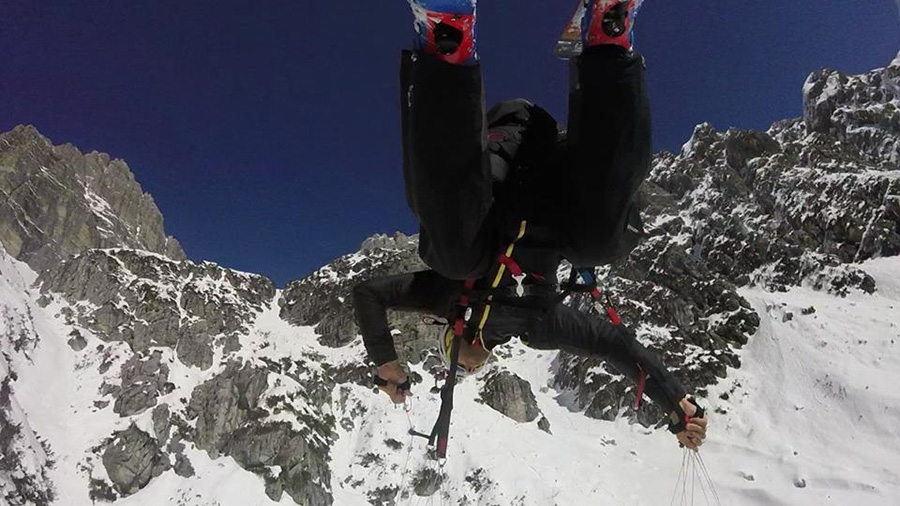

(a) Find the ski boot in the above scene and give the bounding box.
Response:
[582,0,642,51]
[407,0,478,65]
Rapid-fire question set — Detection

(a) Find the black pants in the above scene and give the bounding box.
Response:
[400,45,652,279]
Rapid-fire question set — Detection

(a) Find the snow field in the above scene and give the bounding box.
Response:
[328,257,900,505]
[4,250,900,505]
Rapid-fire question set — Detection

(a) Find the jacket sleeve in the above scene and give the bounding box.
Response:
[527,303,686,412]
[601,325,687,413]
[352,270,460,366]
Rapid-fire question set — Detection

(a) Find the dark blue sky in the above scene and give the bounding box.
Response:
[2,1,898,286]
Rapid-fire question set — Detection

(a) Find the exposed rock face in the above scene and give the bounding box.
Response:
[186,358,336,505]
[0,125,184,271]
[280,232,437,355]
[172,452,195,478]
[152,404,171,442]
[650,57,900,291]
[803,54,900,165]
[112,351,171,417]
[479,370,540,423]
[67,329,87,351]
[37,249,276,368]
[225,423,332,505]
[554,54,900,425]
[187,361,270,458]
[101,425,169,496]
[0,254,56,506]
[0,373,56,506]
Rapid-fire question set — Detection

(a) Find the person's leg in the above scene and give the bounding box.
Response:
[559,1,652,265]
[401,1,497,280]
[526,303,685,412]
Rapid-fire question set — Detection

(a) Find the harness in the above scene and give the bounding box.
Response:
[423,223,636,460]
[427,220,531,460]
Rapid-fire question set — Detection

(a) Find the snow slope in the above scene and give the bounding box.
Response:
[321,258,900,505]
[3,247,900,505]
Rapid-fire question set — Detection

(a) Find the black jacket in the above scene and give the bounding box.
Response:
[352,269,687,413]
[354,46,686,412]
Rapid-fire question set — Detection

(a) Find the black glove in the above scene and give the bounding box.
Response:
[668,397,705,434]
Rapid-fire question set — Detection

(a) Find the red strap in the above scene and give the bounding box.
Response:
[606,306,622,326]
[437,435,449,458]
[454,279,477,337]
[633,369,646,409]
[454,318,465,337]
[498,255,524,277]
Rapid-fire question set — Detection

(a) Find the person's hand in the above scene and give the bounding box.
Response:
[670,397,708,450]
[376,360,410,404]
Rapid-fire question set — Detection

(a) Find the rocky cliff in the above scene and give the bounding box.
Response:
[1,52,898,506]
[0,125,184,272]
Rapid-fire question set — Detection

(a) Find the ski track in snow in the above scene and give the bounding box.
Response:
[3,250,900,505]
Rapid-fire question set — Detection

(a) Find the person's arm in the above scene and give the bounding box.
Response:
[529,303,707,448]
[600,322,708,450]
[532,304,685,409]
[352,270,460,402]
[353,270,459,364]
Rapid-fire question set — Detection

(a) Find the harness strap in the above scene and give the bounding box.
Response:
[428,220,529,461]
[461,283,556,303]
[429,323,463,459]
[473,220,529,346]
[573,268,621,326]
[498,254,524,277]
[452,278,477,339]
[633,368,646,409]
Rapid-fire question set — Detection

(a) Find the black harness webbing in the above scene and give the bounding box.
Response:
[424,220,529,461]
[428,322,464,459]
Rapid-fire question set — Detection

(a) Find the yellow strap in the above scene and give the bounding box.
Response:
[474,220,528,347]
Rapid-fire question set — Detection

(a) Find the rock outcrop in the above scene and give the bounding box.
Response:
[37,249,276,368]
[479,371,541,423]
[187,361,270,458]
[101,425,169,497]
[280,232,439,357]
[112,351,172,417]
[0,125,184,271]
[186,357,336,505]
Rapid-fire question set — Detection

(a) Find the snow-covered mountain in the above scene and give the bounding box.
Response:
[1,53,899,506]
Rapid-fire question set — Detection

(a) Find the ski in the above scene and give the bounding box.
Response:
[554,0,586,59]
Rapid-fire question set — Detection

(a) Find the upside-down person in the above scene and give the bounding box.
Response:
[353,0,707,451]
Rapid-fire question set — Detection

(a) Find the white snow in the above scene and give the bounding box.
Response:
[3,246,900,505]
[326,255,900,505]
